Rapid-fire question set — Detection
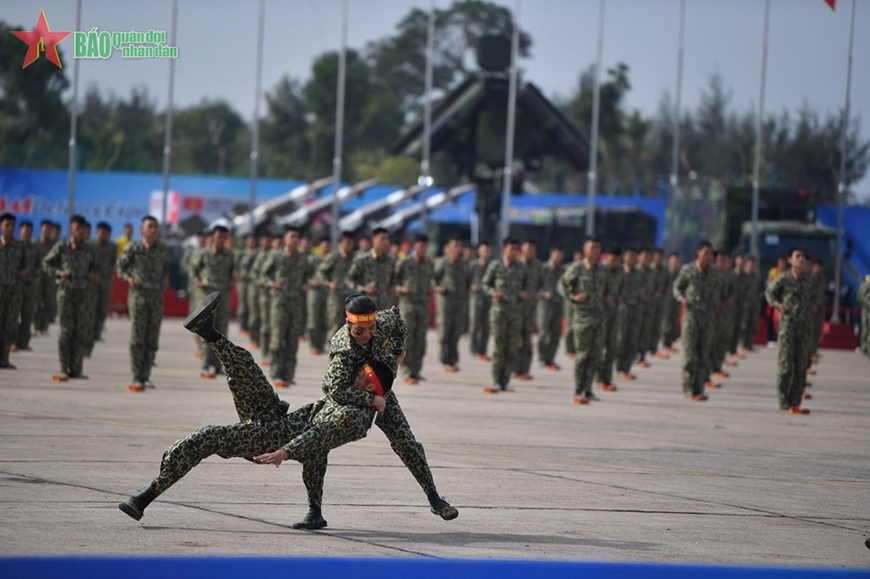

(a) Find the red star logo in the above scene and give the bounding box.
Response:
[11,10,72,69]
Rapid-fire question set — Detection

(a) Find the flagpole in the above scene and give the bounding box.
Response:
[669,0,686,250]
[330,0,348,248]
[249,0,265,237]
[750,0,770,259]
[498,0,521,243]
[586,0,605,236]
[160,0,178,239]
[831,0,857,324]
[420,0,435,233]
[67,0,82,221]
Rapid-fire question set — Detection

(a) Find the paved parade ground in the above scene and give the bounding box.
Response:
[1,317,869,568]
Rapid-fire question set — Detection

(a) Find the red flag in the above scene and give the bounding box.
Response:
[825,0,836,10]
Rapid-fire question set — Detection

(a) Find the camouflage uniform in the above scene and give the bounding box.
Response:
[635,264,654,363]
[42,239,97,376]
[394,254,432,379]
[710,270,733,375]
[482,258,526,389]
[559,259,605,398]
[468,258,492,358]
[433,256,469,368]
[742,271,763,349]
[299,251,316,334]
[616,264,642,375]
[262,250,314,383]
[648,263,670,354]
[661,268,681,349]
[90,239,117,345]
[190,247,234,371]
[564,298,576,356]
[858,276,870,363]
[235,246,259,334]
[729,269,747,355]
[253,249,275,359]
[33,237,57,334]
[306,253,330,352]
[117,240,170,383]
[673,262,716,395]
[809,271,826,355]
[316,250,355,339]
[536,259,565,367]
[516,258,543,375]
[597,263,624,386]
[0,238,25,366]
[346,251,395,310]
[15,238,40,349]
[765,271,814,409]
[181,245,201,316]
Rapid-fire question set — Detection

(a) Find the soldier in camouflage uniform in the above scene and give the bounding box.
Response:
[298,234,313,336]
[661,252,682,352]
[258,236,283,363]
[858,275,870,366]
[33,220,57,336]
[559,236,605,403]
[90,222,117,348]
[481,238,526,393]
[808,260,826,360]
[741,256,762,351]
[346,227,395,311]
[80,221,100,358]
[261,228,313,387]
[247,234,272,348]
[116,216,170,391]
[306,237,331,355]
[596,248,624,390]
[468,242,493,360]
[616,248,641,380]
[189,225,234,377]
[728,254,748,357]
[316,231,356,339]
[235,234,259,336]
[394,233,432,383]
[515,240,542,380]
[42,215,98,380]
[0,213,25,369]
[634,248,654,369]
[14,220,39,351]
[672,241,716,400]
[433,237,469,373]
[765,247,814,413]
[564,249,584,357]
[537,245,565,370]
[649,249,670,359]
[709,253,734,383]
[181,231,207,316]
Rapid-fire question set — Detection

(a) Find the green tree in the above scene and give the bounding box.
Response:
[173,99,248,176]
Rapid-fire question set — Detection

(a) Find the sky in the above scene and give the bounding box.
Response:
[4,0,869,199]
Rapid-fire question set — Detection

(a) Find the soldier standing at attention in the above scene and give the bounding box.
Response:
[394,233,433,383]
[634,248,654,370]
[650,249,670,359]
[481,237,525,393]
[0,213,25,369]
[808,259,826,365]
[740,256,762,353]
[317,231,356,337]
[247,234,271,349]
[81,221,100,358]
[515,239,542,381]
[190,225,234,378]
[728,254,748,359]
[33,220,56,337]
[433,236,469,373]
[117,216,170,391]
[468,242,493,361]
[306,237,332,356]
[765,247,814,414]
[661,252,682,353]
[596,247,624,391]
[672,241,716,401]
[564,249,584,359]
[90,222,117,347]
[235,234,259,337]
[710,253,733,385]
[13,220,39,352]
[537,245,565,371]
[559,236,606,404]
[42,214,98,381]
[347,227,395,311]
[616,248,641,381]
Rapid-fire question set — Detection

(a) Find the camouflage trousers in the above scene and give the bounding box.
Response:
[15,281,36,349]
[270,294,304,383]
[0,283,21,365]
[34,275,57,333]
[490,304,521,388]
[237,280,252,333]
[436,295,463,367]
[616,304,639,374]
[129,288,163,382]
[661,298,681,349]
[83,283,100,354]
[776,320,810,409]
[648,299,664,354]
[861,309,869,360]
[708,310,728,374]
[258,289,272,360]
[92,279,113,343]
[57,287,94,375]
[247,284,261,344]
[572,318,604,397]
[681,309,712,395]
[306,287,328,352]
[741,302,760,350]
[515,302,536,375]
[636,302,654,362]
[564,302,576,355]
[596,307,619,386]
[400,300,428,379]
[810,307,825,355]
[326,290,347,342]
[469,293,490,357]
[536,299,563,367]
[198,287,230,371]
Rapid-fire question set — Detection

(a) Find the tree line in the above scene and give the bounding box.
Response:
[0,0,866,203]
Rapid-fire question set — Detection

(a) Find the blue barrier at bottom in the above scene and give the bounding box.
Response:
[1,557,868,579]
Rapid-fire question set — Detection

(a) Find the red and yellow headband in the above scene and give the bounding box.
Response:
[346,311,376,324]
[362,363,385,396]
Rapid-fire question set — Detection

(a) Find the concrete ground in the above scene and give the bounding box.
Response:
[0,317,869,567]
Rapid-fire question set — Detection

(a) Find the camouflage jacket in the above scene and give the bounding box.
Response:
[810,272,826,306]
[765,271,814,328]
[191,247,235,292]
[346,251,395,307]
[672,262,716,315]
[523,258,546,306]
[20,239,41,286]
[315,250,354,295]
[540,260,566,306]
[481,258,525,307]
[651,264,670,301]
[558,258,605,323]
[0,238,26,287]
[251,249,274,288]
[621,264,643,306]
[262,250,314,299]
[432,256,469,302]
[635,264,654,305]
[117,240,170,291]
[235,247,259,282]
[602,264,625,311]
[468,258,492,303]
[93,240,117,283]
[394,255,433,307]
[42,239,96,291]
